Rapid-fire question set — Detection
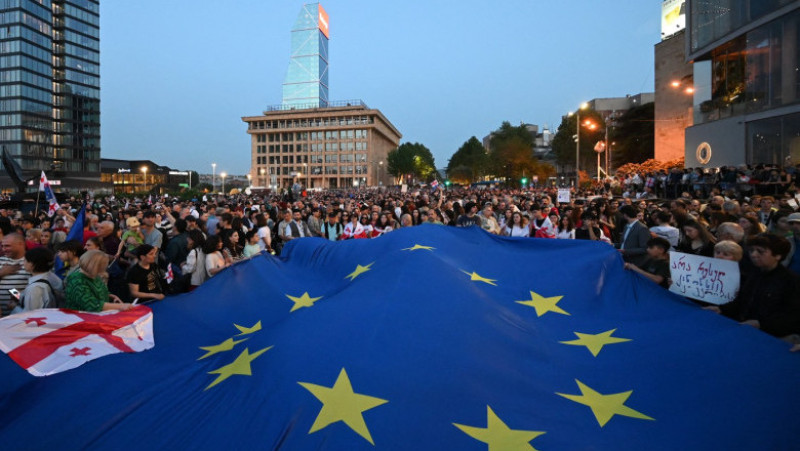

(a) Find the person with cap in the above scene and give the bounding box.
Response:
[125,244,166,302]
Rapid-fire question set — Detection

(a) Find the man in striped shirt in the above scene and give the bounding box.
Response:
[0,233,31,316]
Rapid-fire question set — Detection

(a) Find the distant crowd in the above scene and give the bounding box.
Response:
[0,161,799,351]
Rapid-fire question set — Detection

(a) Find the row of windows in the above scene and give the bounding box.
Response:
[258,166,370,176]
[64,4,98,26]
[0,83,51,103]
[63,29,98,50]
[0,68,51,90]
[63,68,98,87]
[64,55,98,75]
[64,42,98,63]
[0,98,50,114]
[63,16,97,38]
[0,54,51,77]
[265,154,368,165]
[0,0,52,22]
[67,0,99,14]
[259,129,369,142]
[259,142,370,153]
[0,24,51,48]
[0,113,53,129]
[249,115,374,130]
[0,39,50,63]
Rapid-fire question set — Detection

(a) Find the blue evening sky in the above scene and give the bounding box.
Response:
[100,1,660,175]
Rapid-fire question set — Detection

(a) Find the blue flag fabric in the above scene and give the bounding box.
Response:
[1,225,799,449]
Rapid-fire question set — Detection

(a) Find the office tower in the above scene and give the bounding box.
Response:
[282,2,329,108]
[0,0,100,189]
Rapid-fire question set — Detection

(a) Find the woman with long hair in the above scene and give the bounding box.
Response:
[181,229,207,290]
[556,215,576,239]
[501,211,529,237]
[676,220,716,257]
[203,235,229,278]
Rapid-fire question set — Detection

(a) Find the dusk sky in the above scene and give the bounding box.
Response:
[100,1,661,175]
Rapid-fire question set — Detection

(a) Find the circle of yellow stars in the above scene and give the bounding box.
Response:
[193,240,654,447]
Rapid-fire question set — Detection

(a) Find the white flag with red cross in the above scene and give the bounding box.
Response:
[39,171,59,217]
[0,306,154,377]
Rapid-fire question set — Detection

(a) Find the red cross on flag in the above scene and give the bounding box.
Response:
[0,307,154,376]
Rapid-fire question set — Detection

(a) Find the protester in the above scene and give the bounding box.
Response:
[65,250,131,312]
[8,247,62,312]
[0,233,31,316]
[181,229,207,290]
[203,235,229,278]
[126,244,167,302]
[624,237,672,288]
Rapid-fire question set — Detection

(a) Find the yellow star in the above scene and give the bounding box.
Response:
[286,292,323,312]
[515,291,569,317]
[461,270,498,286]
[345,262,374,281]
[197,337,249,360]
[205,346,272,390]
[402,244,435,251]
[556,379,654,427]
[453,405,545,451]
[560,329,631,357]
[298,368,388,445]
[234,320,262,336]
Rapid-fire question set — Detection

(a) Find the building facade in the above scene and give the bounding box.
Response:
[684,0,800,167]
[0,0,101,189]
[282,2,329,108]
[101,159,193,195]
[654,29,694,162]
[243,101,401,189]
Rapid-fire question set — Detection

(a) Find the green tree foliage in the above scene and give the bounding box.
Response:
[387,142,437,183]
[551,110,606,172]
[610,102,654,167]
[487,122,555,187]
[446,136,489,184]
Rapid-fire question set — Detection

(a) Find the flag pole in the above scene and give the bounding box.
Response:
[34,172,41,218]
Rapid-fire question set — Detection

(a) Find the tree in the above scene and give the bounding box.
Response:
[486,122,555,187]
[610,102,654,167]
[446,136,489,183]
[551,110,606,175]
[387,142,436,184]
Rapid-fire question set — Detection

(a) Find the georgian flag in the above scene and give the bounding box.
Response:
[0,307,154,377]
[165,264,174,284]
[39,171,58,217]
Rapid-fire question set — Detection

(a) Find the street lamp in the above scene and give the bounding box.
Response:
[212,163,217,193]
[260,168,265,188]
[141,166,148,192]
[569,102,589,187]
[247,174,252,187]
[220,172,227,194]
[303,162,308,188]
[379,161,384,186]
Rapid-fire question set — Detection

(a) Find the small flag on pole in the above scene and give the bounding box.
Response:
[430,180,439,192]
[164,264,174,284]
[39,171,58,217]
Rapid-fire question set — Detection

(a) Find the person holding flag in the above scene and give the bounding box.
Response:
[38,171,58,217]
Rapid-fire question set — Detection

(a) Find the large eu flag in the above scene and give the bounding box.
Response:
[1,225,799,449]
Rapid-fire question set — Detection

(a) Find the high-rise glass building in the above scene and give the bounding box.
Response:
[0,0,100,190]
[684,1,800,167]
[282,2,329,108]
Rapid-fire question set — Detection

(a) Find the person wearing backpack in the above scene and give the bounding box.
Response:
[10,247,64,312]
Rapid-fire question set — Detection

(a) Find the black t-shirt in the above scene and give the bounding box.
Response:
[125,264,164,295]
[641,257,671,288]
[575,227,602,241]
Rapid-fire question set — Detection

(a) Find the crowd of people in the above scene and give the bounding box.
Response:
[1,165,799,350]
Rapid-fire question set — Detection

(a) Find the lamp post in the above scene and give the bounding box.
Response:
[212,163,217,193]
[570,102,589,188]
[141,166,148,192]
[379,161,384,186]
[220,172,227,194]
[247,174,252,187]
[260,168,265,188]
[303,162,308,188]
